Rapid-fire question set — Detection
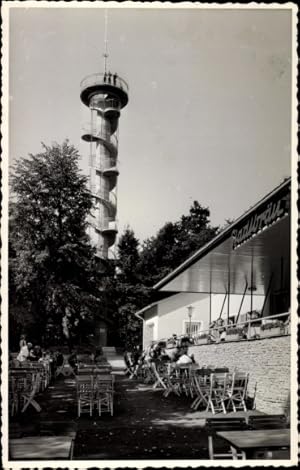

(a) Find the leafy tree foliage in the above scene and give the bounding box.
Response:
[9,141,102,349]
[110,204,219,348]
[9,140,222,351]
[139,201,218,286]
[104,228,151,349]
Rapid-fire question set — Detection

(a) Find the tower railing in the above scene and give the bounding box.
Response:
[90,98,121,112]
[89,154,119,174]
[80,73,129,94]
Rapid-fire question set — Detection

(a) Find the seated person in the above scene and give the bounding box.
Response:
[55,351,64,367]
[124,350,134,374]
[176,353,193,365]
[167,333,179,348]
[94,347,104,362]
[213,319,226,341]
[33,345,42,360]
[68,350,78,371]
[131,345,142,365]
[17,342,32,362]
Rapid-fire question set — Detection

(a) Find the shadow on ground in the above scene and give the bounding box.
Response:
[9,373,260,460]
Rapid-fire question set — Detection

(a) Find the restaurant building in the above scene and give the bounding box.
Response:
[136,178,291,414]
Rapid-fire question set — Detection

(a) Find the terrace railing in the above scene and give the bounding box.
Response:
[155,312,290,348]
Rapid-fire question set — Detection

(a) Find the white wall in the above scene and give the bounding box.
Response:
[210,293,265,323]
[142,292,265,346]
[157,293,210,339]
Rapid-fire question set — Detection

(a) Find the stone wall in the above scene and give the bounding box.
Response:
[189,335,290,414]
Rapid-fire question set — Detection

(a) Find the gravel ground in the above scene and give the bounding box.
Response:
[9,372,259,461]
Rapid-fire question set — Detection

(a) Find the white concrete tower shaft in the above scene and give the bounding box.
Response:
[80,73,129,259]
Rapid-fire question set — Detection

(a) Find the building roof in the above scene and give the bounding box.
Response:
[153,178,291,295]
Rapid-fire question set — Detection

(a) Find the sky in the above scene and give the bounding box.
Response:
[8,4,293,244]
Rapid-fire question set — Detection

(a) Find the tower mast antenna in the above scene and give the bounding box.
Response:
[103,9,109,73]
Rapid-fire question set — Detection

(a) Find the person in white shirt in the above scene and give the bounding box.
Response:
[17,342,32,362]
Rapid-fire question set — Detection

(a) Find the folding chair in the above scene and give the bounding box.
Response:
[94,374,114,416]
[206,417,248,459]
[207,373,232,414]
[76,375,94,417]
[163,366,183,397]
[29,363,46,391]
[55,356,67,378]
[226,372,249,412]
[124,352,135,376]
[21,373,42,413]
[152,362,168,390]
[190,370,212,410]
[9,377,19,416]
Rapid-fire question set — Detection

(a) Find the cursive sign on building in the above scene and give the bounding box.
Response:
[232,191,290,250]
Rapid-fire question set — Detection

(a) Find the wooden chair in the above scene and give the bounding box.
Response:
[9,377,19,416]
[76,375,94,417]
[225,372,249,412]
[248,415,289,459]
[207,373,232,414]
[94,374,114,416]
[206,417,248,459]
[190,370,212,410]
[55,355,73,378]
[21,373,42,413]
[248,414,288,429]
[163,366,184,397]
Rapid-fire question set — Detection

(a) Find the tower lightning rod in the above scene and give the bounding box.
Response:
[103,9,109,73]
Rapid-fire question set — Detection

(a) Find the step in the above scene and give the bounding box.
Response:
[102,347,117,356]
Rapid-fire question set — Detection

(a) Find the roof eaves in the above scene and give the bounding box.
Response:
[153,177,291,291]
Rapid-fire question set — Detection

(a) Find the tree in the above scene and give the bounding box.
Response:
[9,141,102,349]
[116,227,140,284]
[109,203,219,349]
[139,201,219,286]
[103,228,151,349]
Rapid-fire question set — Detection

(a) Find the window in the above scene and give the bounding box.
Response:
[183,321,202,336]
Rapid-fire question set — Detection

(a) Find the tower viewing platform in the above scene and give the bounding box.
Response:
[80,73,129,108]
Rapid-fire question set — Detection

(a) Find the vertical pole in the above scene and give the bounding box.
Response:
[227,269,230,324]
[209,267,212,326]
[103,9,109,74]
[236,281,248,324]
[209,291,212,326]
[261,274,273,317]
[250,255,254,313]
[219,292,227,319]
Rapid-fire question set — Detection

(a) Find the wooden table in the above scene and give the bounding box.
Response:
[217,429,290,459]
[9,436,74,460]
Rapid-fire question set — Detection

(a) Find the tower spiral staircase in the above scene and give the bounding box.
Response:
[80,73,129,260]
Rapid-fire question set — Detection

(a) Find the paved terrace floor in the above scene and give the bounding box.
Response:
[9,359,264,461]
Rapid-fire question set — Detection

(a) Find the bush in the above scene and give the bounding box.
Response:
[226,326,244,335]
[196,333,209,340]
[261,320,283,331]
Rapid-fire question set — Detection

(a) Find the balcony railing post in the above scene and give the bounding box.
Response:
[236,282,248,324]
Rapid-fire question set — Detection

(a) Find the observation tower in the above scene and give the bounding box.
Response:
[80,72,129,260]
